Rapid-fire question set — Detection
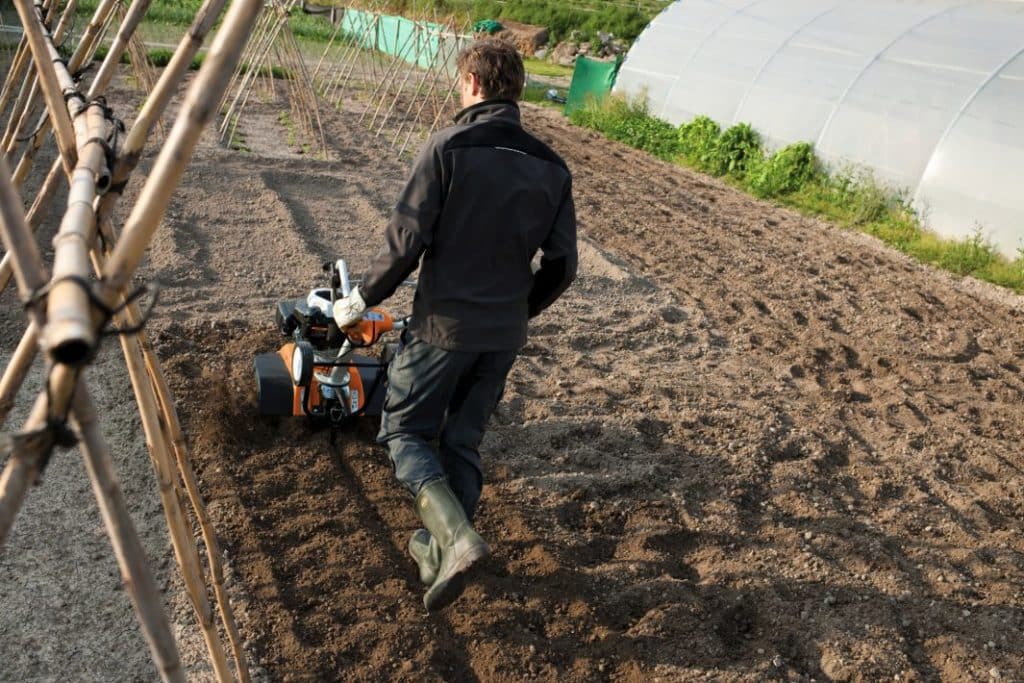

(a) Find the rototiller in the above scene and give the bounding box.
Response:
[253,260,407,426]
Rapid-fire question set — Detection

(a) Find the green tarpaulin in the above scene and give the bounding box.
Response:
[565,55,623,115]
[338,8,451,71]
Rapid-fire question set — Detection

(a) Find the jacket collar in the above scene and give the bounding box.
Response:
[453,99,521,125]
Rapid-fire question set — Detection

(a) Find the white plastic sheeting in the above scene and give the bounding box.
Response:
[615,0,1024,258]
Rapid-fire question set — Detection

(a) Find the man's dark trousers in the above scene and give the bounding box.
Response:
[378,332,517,519]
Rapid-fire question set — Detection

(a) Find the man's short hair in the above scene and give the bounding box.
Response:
[456,38,525,102]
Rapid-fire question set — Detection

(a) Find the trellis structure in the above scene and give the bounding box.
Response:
[214,2,473,159]
[310,3,473,155]
[219,0,327,156]
[0,0,264,680]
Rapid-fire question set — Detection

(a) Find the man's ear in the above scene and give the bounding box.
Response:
[469,72,483,97]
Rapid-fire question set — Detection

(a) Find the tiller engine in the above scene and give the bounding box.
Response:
[254,260,406,426]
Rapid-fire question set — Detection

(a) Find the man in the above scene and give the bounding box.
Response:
[333,38,577,611]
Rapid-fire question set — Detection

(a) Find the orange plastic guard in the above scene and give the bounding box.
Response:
[346,309,394,346]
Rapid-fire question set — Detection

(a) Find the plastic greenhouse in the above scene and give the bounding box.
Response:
[615,0,1024,258]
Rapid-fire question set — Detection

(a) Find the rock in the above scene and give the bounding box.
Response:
[492,20,549,56]
[549,41,579,66]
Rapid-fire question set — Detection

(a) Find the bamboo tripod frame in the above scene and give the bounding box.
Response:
[219,0,327,156]
[0,0,263,680]
[309,2,472,157]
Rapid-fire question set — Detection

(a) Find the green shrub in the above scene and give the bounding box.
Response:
[677,116,720,172]
[147,49,174,67]
[747,141,819,198]
[712,122,761,177]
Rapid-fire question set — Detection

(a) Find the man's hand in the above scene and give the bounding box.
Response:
[332,286,367,329]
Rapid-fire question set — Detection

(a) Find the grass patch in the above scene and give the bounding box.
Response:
[91,44,206,70]
[569,94,1024,293]
[522,78,566,109]
[523,58,573,79]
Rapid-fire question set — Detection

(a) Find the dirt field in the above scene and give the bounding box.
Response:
[3,67,1024,682]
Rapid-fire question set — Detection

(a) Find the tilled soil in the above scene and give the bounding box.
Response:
[147,86,1024,681]
[4,69,1024,682]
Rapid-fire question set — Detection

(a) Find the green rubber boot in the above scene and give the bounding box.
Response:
[416,479,490,611]
[408,529,440,585]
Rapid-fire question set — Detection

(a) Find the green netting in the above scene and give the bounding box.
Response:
[339,9,449,70]
[565,55,623,115]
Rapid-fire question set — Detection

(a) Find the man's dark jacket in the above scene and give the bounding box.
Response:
[359,99,578,352]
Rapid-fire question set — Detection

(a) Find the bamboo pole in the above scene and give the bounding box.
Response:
[8,0,120,192]
[43,99,111,366]
[100,0,264,326]
[66,0,123,78]
[402,22,448,130]
[93,208,250,681]
[1,76,41,157]
[374,20,427,136]
[89,0,157,101]
[10,0,76,176]
[327,10,380,106]
[0,374,63,547]
[1,0,79,156]
[134,300,252,683]
[2,1,262,677]
[104,0,229,189]
[218,1,294,143]
[322,6,376,104]
[279,23,326,154]
[0,156,61,298]
[0,151,57,548]
[394,25,457,154]
[1,0,263,549]
[0,323,38,429]
[0,0,130,292]
[360,25,417,128]
[116,319,233,682]
[70,384,186,683]
[218,4,273,118]
[311,6,346,83]
[0,39,31,114]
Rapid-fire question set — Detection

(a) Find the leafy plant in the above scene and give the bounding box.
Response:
[677,116,720,172]
[712,122,761,177]
[747,142,819,198]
